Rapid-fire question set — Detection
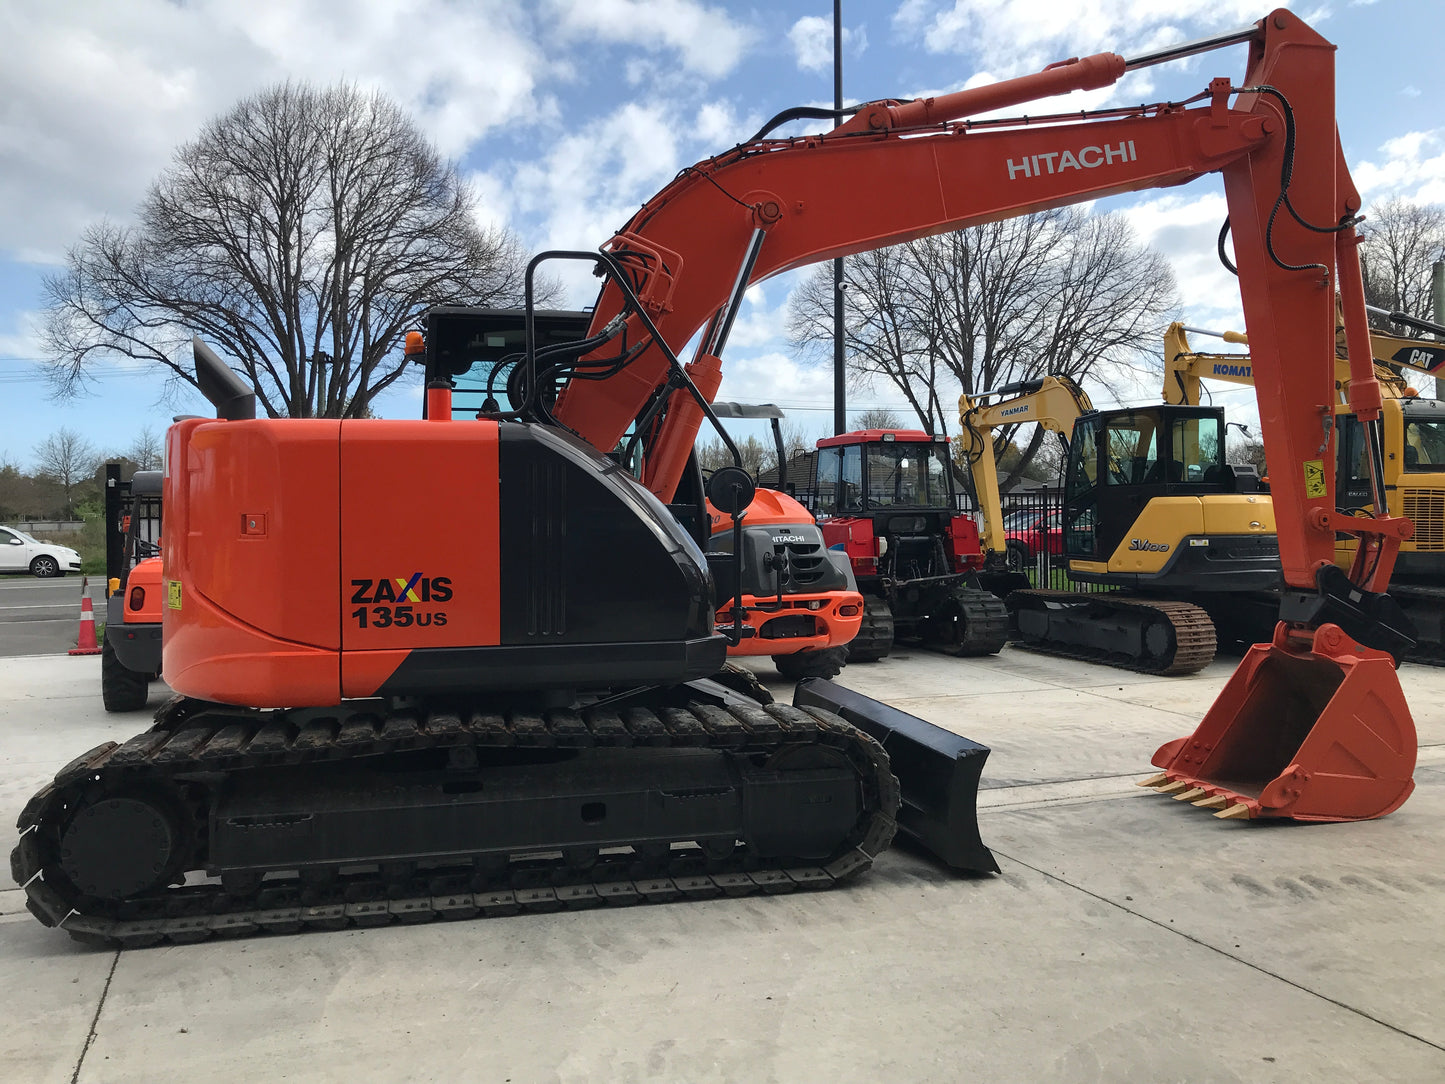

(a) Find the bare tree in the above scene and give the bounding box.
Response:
[44,82,544,419]
[1361,198,1445,328]
[697,433,770,476]
[789,208,1177,489]
[126,427,164,471]
[34,429,100,517]
[851,408,905,430]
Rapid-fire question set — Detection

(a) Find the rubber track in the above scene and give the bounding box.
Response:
[919,587,1009,658]
[12,697,899,949]
[1006,590,1217,676]
[846,597,894,662]
[1391,584,1445,667]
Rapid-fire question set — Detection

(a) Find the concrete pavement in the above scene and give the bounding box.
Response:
[2,649,1443,1082]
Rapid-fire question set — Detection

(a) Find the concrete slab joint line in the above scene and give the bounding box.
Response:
[71,951,119,1084]
[1002,850,1445,1057]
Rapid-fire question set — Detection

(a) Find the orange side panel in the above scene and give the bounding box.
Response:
[164,580,339,707]
[164,419,343,707]
[339,420,501,697]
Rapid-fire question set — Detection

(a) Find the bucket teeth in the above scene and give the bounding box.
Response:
[1156,780,1190,795]
[1137,773,1170,788]
[1214,802,1253,820]
[1173,787,1208,802]
[1191,794,1229,810]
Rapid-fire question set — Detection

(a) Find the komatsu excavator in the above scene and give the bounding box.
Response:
[14,9,1421,946]
[1166,313,1445,660]
[958,375,1278,674]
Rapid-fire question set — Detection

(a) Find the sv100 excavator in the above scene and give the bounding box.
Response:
[13,8,1421,946]
[958,374,1278,674]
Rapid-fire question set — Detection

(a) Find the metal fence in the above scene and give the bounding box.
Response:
[958,485,1108,594]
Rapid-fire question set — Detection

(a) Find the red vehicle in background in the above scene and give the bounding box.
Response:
[809,430,1016,661]
[1002,507,1065,570]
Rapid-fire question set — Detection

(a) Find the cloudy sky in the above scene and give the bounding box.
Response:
[1,0,1442,470]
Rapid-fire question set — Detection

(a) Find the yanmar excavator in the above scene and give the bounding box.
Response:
[14,9,1421,946]
[958,374,1278,674]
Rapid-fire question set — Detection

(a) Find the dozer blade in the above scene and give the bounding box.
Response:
[1147,622,1417,822]
[793,678,999,873]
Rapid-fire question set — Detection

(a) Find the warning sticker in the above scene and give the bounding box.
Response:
[1303,459,1327,499]
[166,580,182,611]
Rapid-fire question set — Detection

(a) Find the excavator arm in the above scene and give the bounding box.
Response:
[958,376,1094,557]
[551,10,1402,601]
[546,8,1417,823]
[1164,316,1444,408]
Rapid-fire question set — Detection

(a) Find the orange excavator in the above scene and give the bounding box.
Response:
[13,9,1418,947]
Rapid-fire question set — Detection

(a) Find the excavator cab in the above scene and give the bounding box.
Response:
[1061,404,1277,591]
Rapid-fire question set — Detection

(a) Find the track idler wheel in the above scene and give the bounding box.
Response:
[1142,622,1417,822]
[59,792,185,900]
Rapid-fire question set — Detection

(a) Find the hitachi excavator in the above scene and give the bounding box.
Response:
[424,308,866,681]
[1165,311,1445,660]
[958,374,1279,674]
[14,9,1421,947]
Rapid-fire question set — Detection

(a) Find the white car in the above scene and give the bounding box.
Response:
[0,525,83,578]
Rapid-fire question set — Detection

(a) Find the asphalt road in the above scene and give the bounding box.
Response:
[0,575,107,657]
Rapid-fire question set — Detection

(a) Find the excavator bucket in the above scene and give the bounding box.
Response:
[794,678,1000,873]
[1144,622,1416,822]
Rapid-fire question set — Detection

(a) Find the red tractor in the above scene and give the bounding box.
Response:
[809,430,1016,661]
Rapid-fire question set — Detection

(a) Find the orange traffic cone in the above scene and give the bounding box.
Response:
[69,578,102,656]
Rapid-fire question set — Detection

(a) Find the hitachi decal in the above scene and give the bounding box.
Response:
[1212,362,1252,378]
[1006,141,1136,180]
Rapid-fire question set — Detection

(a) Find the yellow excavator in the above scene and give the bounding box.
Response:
[958,376,1278,675]
[1165,310,1445,660]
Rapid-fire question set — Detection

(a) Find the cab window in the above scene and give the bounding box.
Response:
[840,445,863,511]
[1404,420,1445,472]
[814,447,842,512]
[1104,415,1160,485]
[1170,415,1226,483]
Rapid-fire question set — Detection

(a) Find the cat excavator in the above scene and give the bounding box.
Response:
[14,9,1420,947]
[957,374,1278,674]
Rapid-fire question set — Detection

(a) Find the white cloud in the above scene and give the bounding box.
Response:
[0,0,560,263]
[787,16,866,74]
[1121,187,1243,329]
[892,1,1266,76]
[547,0,754,80]
[1353,129,1445,206]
